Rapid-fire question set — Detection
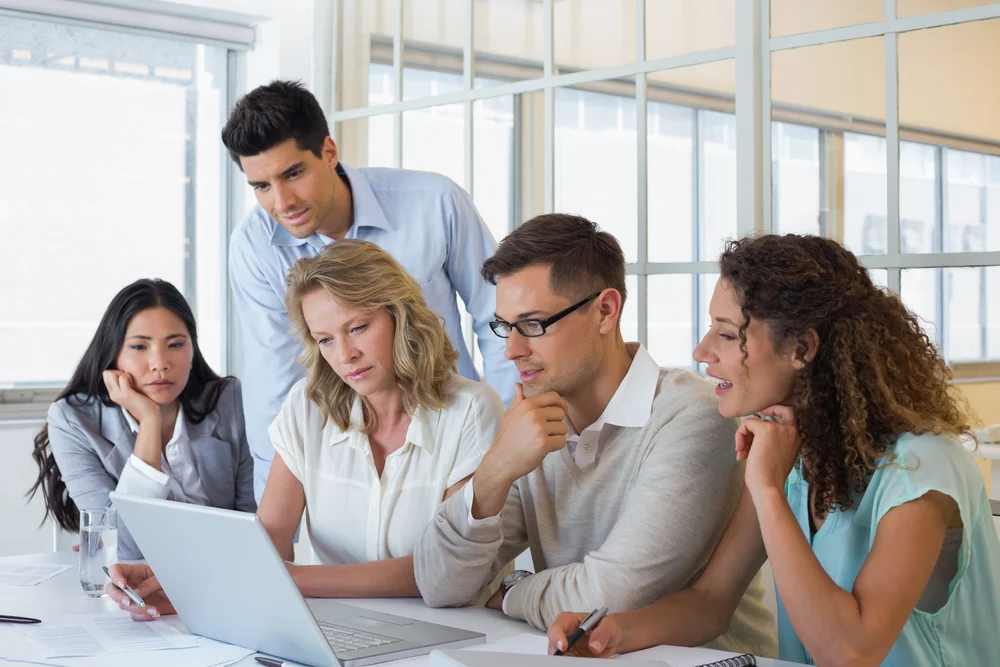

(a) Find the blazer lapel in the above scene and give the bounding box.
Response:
[98,405,136,476]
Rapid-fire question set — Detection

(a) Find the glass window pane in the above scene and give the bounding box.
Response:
[844,133,888,256]
[699,110,737,261]
[622,275,639,343]
[647,101,694,262]
[647,60,735,263]
[772,122,821,235]
[899,142,938,254]
[899,20,1000,253]
[772,37,885,253]
[645,0,734,60]
[898,0,998,19]
[988,267,1000,360]
[696,273,720,374]
[555,0,635,72]
[770,0,883,38]
[403,0,467,100]
[902,267,995,363]
[0,16,226,385]
[473,95,515,245]
[338,115,395,170]
[901,268,941,350]
[555,84,638,262]
[340,0,397,109]
[474,0,543,85]
[868,269,889,290]
[402,102,465,187]
[648,275,694,370]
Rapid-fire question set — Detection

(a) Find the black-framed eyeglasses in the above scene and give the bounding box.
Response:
[489,292,601,339]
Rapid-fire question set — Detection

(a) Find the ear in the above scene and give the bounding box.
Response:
[595,288,623,336]
[322,136,340,170]
[792,328,820,369]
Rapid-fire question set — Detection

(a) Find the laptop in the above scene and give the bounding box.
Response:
[110,493,485,666]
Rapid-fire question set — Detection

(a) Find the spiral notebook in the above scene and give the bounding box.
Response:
[697,654,756,667]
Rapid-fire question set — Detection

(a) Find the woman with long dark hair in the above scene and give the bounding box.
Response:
[548,234,1000,666]
[28,279,255,559]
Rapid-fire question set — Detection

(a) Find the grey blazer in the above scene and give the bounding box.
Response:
[46,378,256,559]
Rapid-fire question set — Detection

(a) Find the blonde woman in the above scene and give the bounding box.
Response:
[108,240,504,618]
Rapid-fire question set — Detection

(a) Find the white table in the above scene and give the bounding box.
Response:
[0,552,801,667]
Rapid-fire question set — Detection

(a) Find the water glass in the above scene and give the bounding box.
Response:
[78,507,119,597]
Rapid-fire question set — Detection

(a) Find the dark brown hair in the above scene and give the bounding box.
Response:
[481,213,627,310]
[719,234,972,514]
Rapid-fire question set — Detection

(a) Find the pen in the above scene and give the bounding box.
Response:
[554,606,609,656]
[0,614,41,624]
[254,656,310,667]
[102,566,146,608]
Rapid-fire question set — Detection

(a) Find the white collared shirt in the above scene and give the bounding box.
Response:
[269,374,504,565]
[115,404,211,504]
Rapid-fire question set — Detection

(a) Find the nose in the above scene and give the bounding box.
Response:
[692,333,716,365]
[335,338,360,366]
[504,329,531,361]
[149,347,170,373]
[272,182,295,213]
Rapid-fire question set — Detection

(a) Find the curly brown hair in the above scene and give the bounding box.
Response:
[719,234,973,514]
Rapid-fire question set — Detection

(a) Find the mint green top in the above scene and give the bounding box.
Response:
[776,432,1000,666]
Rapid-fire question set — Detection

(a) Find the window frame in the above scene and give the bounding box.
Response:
[0,2,253,421]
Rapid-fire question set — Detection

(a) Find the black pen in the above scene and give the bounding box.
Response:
[554,606,609,656]
[0,614,41,624]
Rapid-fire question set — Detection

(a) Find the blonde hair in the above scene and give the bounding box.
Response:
[285,239,459,432]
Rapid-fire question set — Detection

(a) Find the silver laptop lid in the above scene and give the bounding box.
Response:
[110,492,339,667]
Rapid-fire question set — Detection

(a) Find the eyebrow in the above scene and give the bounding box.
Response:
[494,310,545,321]
[714,316,741,326]
[247,161,305,188]
[126,334,188,341]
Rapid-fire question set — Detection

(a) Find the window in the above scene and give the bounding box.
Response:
[0,7,248,418]
[330,0,1000,372]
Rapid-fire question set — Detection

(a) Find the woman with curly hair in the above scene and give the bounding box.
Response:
[107,240,504,619]
[548,234,1000,666]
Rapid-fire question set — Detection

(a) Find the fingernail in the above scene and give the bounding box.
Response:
[148,609,159,618]
[557,641,564,651]
[122,598,131,607]
[590,641,602,652]
[117,580,125,588]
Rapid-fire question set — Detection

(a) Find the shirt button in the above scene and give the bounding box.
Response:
[582,444,592,453]
[390,460,398,467]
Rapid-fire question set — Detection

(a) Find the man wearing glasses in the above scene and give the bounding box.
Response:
[414,214,775,657]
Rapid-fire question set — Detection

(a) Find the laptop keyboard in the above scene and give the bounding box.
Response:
[320,623,402,654]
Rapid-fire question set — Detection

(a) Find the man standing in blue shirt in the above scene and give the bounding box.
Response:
[222,80,517,500]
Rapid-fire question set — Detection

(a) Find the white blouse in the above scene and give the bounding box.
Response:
[269,374,504,565]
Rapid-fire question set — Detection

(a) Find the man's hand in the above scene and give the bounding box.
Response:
[547,611,621,658]
[471,383,568,519]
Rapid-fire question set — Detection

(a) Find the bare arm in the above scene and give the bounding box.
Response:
[256,453,305,562]
[287,475,472,598]
[756,487,953,667]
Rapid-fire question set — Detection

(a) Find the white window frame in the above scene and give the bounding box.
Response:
[0,0,256,421]
[327,0,1000,375]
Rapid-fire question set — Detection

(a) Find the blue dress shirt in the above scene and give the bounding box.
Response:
[229,163,517,499]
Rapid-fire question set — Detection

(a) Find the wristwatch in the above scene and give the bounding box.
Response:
[500,569,532,600]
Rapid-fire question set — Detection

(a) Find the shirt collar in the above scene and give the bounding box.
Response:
[569,342,660,437]
[329,394,437,455]
[268,161,391,248]
[120,404,185,447]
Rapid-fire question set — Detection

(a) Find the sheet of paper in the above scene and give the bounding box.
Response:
[0,565,73,587]
[19,611,197,659]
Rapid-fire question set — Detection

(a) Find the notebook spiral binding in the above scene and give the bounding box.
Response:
[697,654,757,667]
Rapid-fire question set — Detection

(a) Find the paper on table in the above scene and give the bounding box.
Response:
[0,565,73,587]
[19,611,197,659]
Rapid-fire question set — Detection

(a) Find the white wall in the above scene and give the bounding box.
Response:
[0,423,56,556]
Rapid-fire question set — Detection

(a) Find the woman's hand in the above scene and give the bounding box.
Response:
[103,370,160,424]
[105,563,175,621]
[738,404,802,497]
[546,611,621,658]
